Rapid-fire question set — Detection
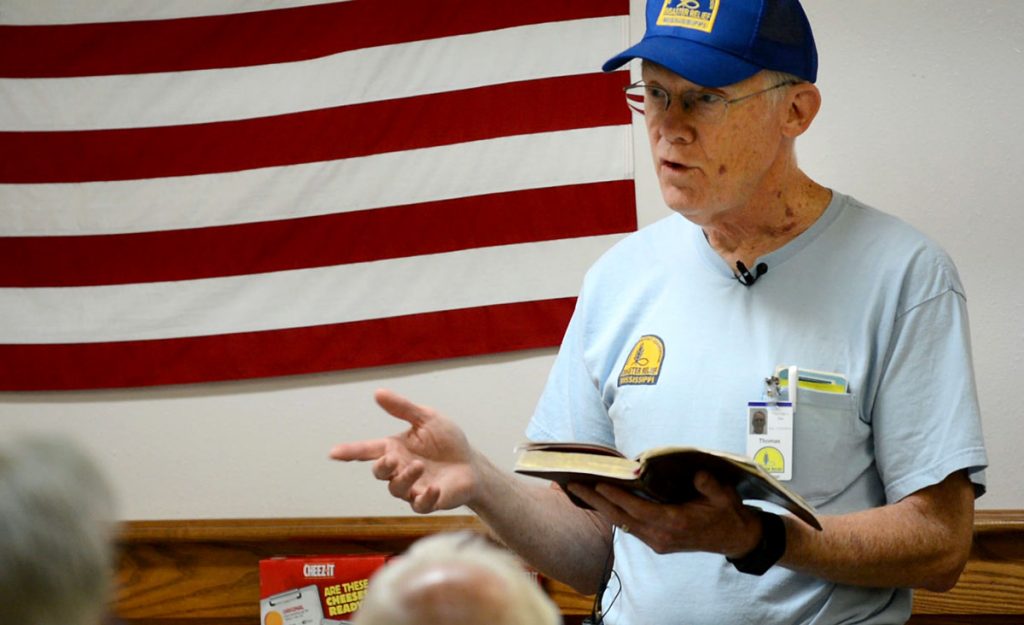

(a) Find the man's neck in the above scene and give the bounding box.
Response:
[703,173,831,271]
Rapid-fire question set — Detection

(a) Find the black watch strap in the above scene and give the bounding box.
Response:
[726,509,787,576]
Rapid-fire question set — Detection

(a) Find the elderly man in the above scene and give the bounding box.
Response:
[332,1,987,623]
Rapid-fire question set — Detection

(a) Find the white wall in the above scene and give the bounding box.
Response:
[1,1,1022,519]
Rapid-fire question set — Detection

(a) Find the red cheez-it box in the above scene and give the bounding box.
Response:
[259,554,389,625]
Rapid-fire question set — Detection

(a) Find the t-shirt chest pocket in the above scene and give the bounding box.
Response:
[789,390,872,505]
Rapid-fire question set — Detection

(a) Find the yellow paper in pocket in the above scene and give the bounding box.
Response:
[775,366,848,394]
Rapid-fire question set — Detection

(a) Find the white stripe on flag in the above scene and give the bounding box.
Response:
[1,234,624,343]
[0,0,350,26]
[1,126,632,235]
[0,17,628,131]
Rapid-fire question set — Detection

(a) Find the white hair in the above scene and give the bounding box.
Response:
[760,69,804,107]
[353,531,562,625]
[0,436,117,625]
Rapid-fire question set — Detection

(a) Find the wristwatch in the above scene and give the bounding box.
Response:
[726,508,787,575]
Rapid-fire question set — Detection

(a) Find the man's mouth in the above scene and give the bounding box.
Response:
[659,158,695,172]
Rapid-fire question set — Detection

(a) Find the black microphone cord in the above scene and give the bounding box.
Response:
[586,527,622,624]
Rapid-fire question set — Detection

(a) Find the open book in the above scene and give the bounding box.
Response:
[515,442,822,531]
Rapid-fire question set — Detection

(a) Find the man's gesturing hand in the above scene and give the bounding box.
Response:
[329,389,479,514]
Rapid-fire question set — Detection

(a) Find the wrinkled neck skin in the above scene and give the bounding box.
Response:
[701,155,832,271]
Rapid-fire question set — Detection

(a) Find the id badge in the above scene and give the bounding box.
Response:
[746,400,794,481]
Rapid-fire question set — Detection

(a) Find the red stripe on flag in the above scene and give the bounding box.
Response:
[2,181,636,287]
[0,298,578,390]
[0,0,629,78]
[0,72,630,184]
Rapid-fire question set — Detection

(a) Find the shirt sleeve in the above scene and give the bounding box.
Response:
[526,282,616,446]
[872,285,988,503]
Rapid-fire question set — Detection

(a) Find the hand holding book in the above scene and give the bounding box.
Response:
[514,441,822,530]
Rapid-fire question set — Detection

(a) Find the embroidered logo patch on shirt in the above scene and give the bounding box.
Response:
[618,335,665,386]
[656,0,720,33]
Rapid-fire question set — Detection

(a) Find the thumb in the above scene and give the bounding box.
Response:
[693,470,738,507]
[374,388,434,428]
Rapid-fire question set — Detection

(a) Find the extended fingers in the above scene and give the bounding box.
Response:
[330,390,432,462]
[568,483,636,528]
[331,391,434,464]
[329,439,388,462]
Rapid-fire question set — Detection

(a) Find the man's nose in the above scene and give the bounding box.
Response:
[655,107,697,144]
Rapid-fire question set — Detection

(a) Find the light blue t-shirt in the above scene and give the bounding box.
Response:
[527,192,988,625]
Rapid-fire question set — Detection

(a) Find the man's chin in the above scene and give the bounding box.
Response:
[664,199,725,229]
[660,189,702,218]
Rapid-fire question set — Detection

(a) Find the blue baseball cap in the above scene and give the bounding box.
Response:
[602,0,818,87]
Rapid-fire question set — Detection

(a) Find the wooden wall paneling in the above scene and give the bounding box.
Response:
[910,510,1024,621]
[112,511,1024,624]
[115,516,484,623]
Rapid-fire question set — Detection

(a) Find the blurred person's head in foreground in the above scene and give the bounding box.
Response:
[354,531,562,625]
[0,435,117,625]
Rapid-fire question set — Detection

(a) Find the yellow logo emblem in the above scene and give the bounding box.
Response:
[754,447,786,474]
[618,335,665,386]
[656,0,720,33]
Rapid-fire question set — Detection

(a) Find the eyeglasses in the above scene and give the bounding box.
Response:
[623,80,801,124]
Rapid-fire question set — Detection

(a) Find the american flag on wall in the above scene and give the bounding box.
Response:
[0,1,636,391]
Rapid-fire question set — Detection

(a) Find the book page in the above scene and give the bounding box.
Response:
[514,449,639,479]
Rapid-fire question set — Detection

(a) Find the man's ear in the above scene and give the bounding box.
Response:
[782,83,821,138]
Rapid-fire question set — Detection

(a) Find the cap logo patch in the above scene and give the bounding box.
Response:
[618,335,665,386]
[656,0,720,33]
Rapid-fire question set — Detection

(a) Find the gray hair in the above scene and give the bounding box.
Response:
[760,69,805,107]
[0,436,117,625]
[353,531,562,625]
